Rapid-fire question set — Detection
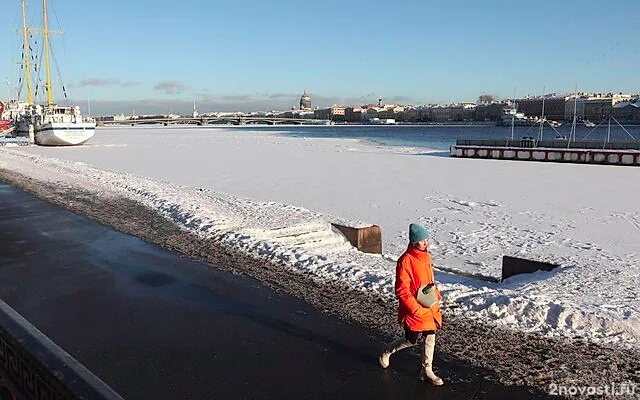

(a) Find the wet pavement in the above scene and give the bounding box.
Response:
[0,181,552,399]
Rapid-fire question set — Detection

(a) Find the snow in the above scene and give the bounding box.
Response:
[1,125,639,349]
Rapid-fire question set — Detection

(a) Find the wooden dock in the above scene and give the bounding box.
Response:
[450,139,640,166]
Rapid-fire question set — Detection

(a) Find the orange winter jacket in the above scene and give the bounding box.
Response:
[395,244,443,332]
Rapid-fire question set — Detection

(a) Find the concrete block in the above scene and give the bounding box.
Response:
[501,255,558,281]
[331,223,382,254]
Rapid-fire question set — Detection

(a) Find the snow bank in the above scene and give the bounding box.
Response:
[2,125,638,349]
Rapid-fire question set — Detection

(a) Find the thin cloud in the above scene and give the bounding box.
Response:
[388,95,414,103]
[79,78,122,87]
[196,91,213,100]
[154,80,187,95]
[268,92,297,100]
[77,78,140,88]
[73,92,426,115]
[221,95,252,102]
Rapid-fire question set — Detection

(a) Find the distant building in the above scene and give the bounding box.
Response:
[300,91,312,110]
[612,101,640,123]
[563,93,634,122]
[475,102,508,122]
[429,105,449,122]
[401,106,420,122]
[313,108,330,120]
[96,113,127,122]
[429,104,473,122]
[345,106,363,122]
[329,106,345,121]
[364,107,382,122]
[312,106,345,121]
[518,95,566,121]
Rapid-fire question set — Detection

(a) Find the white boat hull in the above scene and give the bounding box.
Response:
[34,122,95,146]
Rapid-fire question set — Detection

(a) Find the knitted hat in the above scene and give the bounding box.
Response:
[409,223,429,243]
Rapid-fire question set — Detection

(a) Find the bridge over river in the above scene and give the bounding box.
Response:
[101,115,333,126]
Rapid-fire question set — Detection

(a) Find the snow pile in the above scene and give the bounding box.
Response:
[1,125,638,349]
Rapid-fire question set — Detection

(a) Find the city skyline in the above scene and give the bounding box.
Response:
[1,0,639,115]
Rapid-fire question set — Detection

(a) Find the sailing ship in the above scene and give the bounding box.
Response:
[0,102,10,133]
[14,0,95,146]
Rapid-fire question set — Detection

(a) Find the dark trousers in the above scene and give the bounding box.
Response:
[404,324,435,345]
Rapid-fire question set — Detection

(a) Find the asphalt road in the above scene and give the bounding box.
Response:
[0,181,552,399]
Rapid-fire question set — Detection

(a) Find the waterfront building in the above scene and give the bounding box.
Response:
[419,106,433,122]
[296,110,316,119]
[564,93,634,122]
[612,101,640,123]
[475,102,508,122]
[360,104,403,121]
[300,91,312,110]
[313,108,330,120]
[429,104,474,122]
[364,107,383,121]
[329,106,345,121]
[376,107,394,120]
[313,106,345,121]
[583,98,613,122]
[96,113,127,122]
[430,105,450,122]
[401,106,420,122]
[517,95,566,121]
[345,106,363,122]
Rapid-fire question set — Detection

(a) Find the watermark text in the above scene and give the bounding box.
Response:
[549,382,637,397]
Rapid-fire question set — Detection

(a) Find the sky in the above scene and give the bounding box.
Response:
[1,0,639,115]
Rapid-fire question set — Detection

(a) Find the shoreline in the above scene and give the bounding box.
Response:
[2,130,639,348]
[1,169,638,397]
[0,179,556,399]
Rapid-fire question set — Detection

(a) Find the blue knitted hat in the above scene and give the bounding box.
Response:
[409,223,429,243]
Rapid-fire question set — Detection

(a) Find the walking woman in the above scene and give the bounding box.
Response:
[378,223,444,386]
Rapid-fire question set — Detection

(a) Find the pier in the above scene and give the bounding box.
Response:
[450,139,640,166]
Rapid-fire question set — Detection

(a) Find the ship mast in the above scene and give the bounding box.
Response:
[538,86,546,141]
[42,0,54,106]
[568,84,578,147]
[21,0,33,104]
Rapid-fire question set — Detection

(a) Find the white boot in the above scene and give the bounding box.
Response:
[418,334,444,385]
[378,337,414,368]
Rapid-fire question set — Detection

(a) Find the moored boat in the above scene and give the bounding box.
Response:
[12,0,95,146]
[0,101,11,131]
[496,107,537,126]
[16,104,95,145]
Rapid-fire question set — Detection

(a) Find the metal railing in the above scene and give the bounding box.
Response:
[0,299,124,400]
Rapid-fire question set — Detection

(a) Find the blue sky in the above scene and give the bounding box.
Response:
[2,0,639,114]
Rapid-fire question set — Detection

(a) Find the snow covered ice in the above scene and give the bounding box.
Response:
[1,125,638,349]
